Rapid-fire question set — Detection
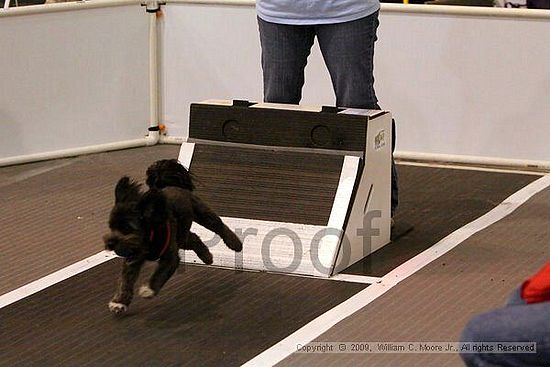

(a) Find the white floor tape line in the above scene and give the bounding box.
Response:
[328,273,382,284]
[274,271,382,285]
[0,159,78,189]
[242,174,550,367]
[397,160,547,176]
[0,251,116,309]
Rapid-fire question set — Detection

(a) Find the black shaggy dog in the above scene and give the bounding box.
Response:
[103,159,242,314]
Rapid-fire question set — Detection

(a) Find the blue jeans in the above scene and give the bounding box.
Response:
[460,287,550,366]
[258,12,399,215]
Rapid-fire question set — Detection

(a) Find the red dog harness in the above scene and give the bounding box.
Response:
[148,222,172,260]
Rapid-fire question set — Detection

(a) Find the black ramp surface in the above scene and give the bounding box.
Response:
[0,259,366,367]
[190,144,343,225]
[344,166,538,276]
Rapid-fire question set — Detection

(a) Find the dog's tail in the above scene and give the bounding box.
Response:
[146,159,195,191]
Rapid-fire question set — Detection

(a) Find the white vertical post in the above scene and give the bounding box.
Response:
[145,0,162,144]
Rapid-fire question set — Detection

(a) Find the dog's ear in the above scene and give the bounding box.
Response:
[138,189,168,225]
[114,177,142,204]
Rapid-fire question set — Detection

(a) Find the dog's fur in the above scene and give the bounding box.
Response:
[103,159,242,314]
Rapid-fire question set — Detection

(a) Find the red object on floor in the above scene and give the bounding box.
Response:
[521,261,550,304]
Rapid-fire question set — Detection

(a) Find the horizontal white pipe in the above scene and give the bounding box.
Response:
[165,0,550,19]
[159,135,186,144]
[395,151,550,172]
[4,140,546,171]
[0,0,140,17]
[0,136,157,167]
[0,130,167,169]
[381,3,550,19]
[2,1,547,23]
[141,136,550,173]
[2,0,547,21]
[166,0,253,6]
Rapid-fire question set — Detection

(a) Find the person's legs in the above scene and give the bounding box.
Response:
[257,18,316,104]
[316,12,398,215]
[315,12,379,109]
[460,290,550,367]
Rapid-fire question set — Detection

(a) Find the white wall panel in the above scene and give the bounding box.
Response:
[376,12,550,161]
[0,6,149,159]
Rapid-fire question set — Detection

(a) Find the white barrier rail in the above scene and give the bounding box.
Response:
[394,152,550,172]
[1,0,140,14]
[163,0,550,19]
[3,1,548,22]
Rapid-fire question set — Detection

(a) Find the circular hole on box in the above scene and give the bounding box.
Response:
[311,125,331,146]
[222,120,240,139]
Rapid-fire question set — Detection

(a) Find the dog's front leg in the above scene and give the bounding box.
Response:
[109,259,144,314]
[139,250,180,298]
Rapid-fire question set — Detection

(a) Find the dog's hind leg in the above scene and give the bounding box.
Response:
[109,258,145,314]
[140,249,180,298]
[182,232,213,265]
[191,195,243,252]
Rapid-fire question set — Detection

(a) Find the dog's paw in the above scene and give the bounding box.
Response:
[108,301,128,314]
[203,251,214,265]
[223,227,243,252]
[139,285,156,299]
[197,248,214,265]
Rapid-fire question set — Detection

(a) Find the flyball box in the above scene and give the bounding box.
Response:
[177,100,392,277]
